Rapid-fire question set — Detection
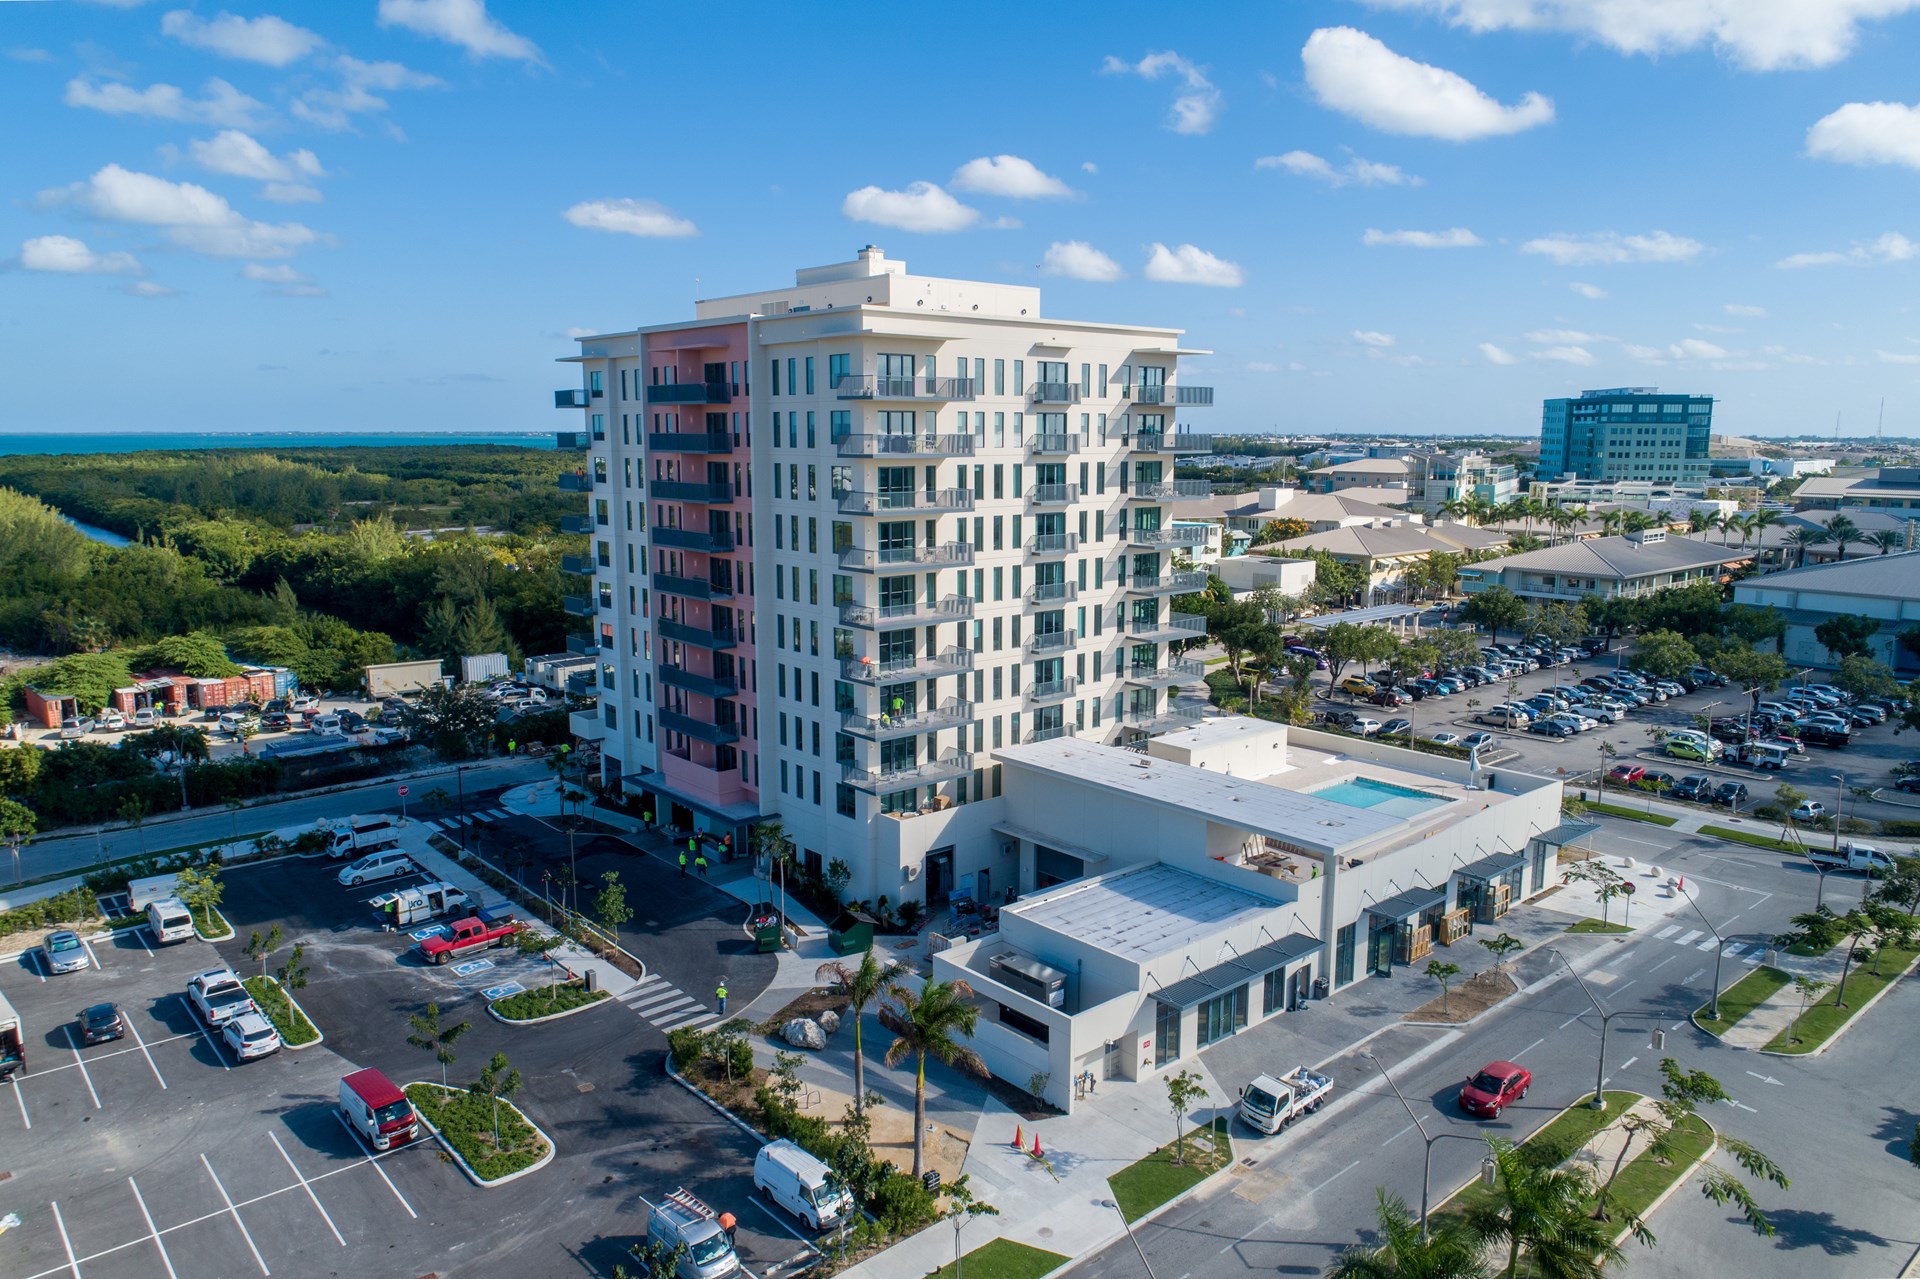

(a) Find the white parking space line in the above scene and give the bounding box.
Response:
[1620,1056,1639,1071]
[362,1147,419,1219]
[131,928,153,956]
[125,1020,169,1089]
[182,997,231,1071]
[16,1032,194,1084]
[1513,1037,1546,1060]
[62,1026,102,1110]
[269,1131,346,1247]
[747,1195,823,1249]
[49,1200,81,1278]
[127,1177,180,1279]
[200,1153,270,1276]
[334,1112,421,1219]
[82,937,103,969]
[7,1078,28,1128]
[27,947,46,982]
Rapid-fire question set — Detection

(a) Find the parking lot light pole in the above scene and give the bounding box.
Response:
[1550,949,1633,1109]
[1675,882,1726,1022]
[1363,1052,1493,1237]
[455,764,469,851]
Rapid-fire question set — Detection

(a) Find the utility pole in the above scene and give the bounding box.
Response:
[1363,1052,1495,1236]
[1551,949,1637,1109]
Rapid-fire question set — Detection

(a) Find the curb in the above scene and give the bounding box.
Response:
[196,906,236,942]
[1401,971,1521,1029]
[402,1081,556,1188]
[487,988,613,1026]
[1757,950,1920,1058]
[664,1052,766,1142]
[245,974,324,1050]
[1610,1115,1717,1247]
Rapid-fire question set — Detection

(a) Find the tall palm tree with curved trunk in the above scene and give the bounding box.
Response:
[1464,1138,1628,1279]
[816,946,904,1117]
[1325,1189,1487,1279]
[880,976,986,1179]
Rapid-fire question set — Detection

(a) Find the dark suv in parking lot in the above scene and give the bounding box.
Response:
[1670,774,1712,802]
[1714,780,1750,808]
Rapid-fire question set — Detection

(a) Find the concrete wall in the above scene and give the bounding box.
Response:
[1215,555,1315,596]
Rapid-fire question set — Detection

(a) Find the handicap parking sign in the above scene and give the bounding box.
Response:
[451,958,496,977]
[409,924,450,942]
[482,981,525,1001]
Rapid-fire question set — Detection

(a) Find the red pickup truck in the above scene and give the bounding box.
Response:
[417,905,519,965]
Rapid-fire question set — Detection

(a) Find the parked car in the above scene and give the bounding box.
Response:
[1641,771,1678,790]
[1791,800,1827,822]
[261,711,292,732]
[1670,774,1713,801]
[1480,707,1530,728]
[1349,717,1384,737]
[76,1002,125,1046]
[186,968,256,1028]
[1371,688,1409,708]
[97,709,127,731]
[1460,1061,1532,1118]
[1607,764,1646,784]
[1461,732,1497,753]
[1530,718,1576,738]
[1322,709,1360,729]
[130,707,158,729]
[1430,732,1464,747]
[221,1010,283,1062]
[1895,775,1920,794]
[42,930,89,975]
[1380,718,1413,737]
[1714,781,1751,809]
[1337,676,1377,698]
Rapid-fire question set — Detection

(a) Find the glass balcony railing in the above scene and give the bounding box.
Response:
[834,375,976,401]
[651,479,734,503]
[840,647,974,683]
[1126,525,1208,548]
[1026,581,1078,604]
[1029,382,1081,404]
[1026,433,1080,454]
[1024,629,1077,654]
[1026,532,1079,555]
[1027,483,1078,505]
[840,698,974,740]
[648,431,733,453]
[1126,611,1207,641]
[837,488,974,516]
[838,596,973,628]
[563,595,594,617]
[1120,570,1207,595]
[644,383,732,405]
[561,514,596,534]
[841,749,974,794]
[1128,479,1213,501]
[558,472,597,492]
[838,542,974,572]
[837,433,976,458]
[1027,677,1078,704]
[554,389,590,409]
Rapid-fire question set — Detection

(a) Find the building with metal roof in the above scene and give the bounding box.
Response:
[1734,549,1920,672]
[1459,529,1746,602]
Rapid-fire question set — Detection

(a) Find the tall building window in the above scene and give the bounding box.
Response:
[829,354,850,389]
[804,357,815,394]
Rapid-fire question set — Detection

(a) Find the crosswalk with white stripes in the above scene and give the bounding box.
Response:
[428,808,513,831]
[616,972,722,1032]
[1651,922,1764,965]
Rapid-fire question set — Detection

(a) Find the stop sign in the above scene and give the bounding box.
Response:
[398,785,409,797]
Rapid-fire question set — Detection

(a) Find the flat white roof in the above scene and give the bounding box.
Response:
[1009,863,1278,962]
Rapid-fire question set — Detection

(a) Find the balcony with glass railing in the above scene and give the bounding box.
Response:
[1126,611,1207,642]
[644,383,732,405]
[1120,385,1214,406]
[648,431,733,453]
[566,633,599,657]
[554,389,590,409]
[561,514,595,534]
[836,433,975,458]
[1027,676,1078,704]
[1127,479,1213,501]
[840,647,974,684]
[840,697,974,741]
[1024,629,1078,655]
[1123,658,1205,688]
[563,595,595,618]
[555,430,591,450]
[560,554,596,577]
[834,375,976,401]
[659,708,740,745]
[1026,580,1079,604]
[651,572,733,600]
[1125,524,1208,548]
[1027,483,1079,506]
[1026,724,1072,744]
[1026,531,1079,556]
[1119,702,1206,732]
[841,749,975,794]
[658,663,737,700]
[1029,382,1081,405]
[651,526,735,553]
[651,479,734,503]
[837,488,974,516]
[1026,433,1080,455]
[1126,432,1215,455]
[1120,569,1207,595]
[657,617,737,650]
[558,471,598,492]
[838,595,973,628]
[838,542,974,572]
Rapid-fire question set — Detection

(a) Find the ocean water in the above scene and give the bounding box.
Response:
[0,432,554,457]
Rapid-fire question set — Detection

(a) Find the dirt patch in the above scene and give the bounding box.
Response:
[1404,968,1518,1023]
[754,986,851,1034]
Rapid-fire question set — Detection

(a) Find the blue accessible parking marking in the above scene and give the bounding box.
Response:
[451,959,495,977]
[482,982,524,1000]
[409,924,449,941]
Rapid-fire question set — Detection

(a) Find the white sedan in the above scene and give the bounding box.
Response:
[1429,732,1465,747]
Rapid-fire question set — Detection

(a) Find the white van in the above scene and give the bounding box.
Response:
[147,896,196,944]
[311,714,343,736]
[216,711,254,735]
[336,850,415,888]
[753,1139,855,1230]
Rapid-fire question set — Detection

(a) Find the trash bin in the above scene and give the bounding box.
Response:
[1312,976,1330,1000]
[828,909,878,956]
[584,968,597,993]
[751,902,783,953]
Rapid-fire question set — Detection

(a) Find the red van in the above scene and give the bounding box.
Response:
[339,1068,418,1151]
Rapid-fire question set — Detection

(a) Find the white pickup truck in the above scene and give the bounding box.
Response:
[1237,1066,1334,1135]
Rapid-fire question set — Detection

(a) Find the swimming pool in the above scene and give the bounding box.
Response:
[1310,777,1451,820]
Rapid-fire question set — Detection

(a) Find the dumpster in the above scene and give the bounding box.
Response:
[827,909,877,957]
[751,902,783,953]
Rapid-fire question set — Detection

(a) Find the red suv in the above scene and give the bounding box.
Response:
[1460,1061,1531,1118]
[1607,764,1645,784]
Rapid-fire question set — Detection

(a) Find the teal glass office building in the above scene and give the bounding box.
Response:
[1538,387,1713,482]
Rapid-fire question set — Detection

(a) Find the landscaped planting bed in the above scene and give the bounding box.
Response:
[404,1082,550,1182]
[1694,966,1791,1038]
[242,974,319,1046]
[1108,1121,1232,1223]
[491,980,609,1021]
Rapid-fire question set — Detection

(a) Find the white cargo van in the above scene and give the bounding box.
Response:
[645,1189,739,1279]
[147,895,196,944]
[337,850,414,887]
[753,1139,855,1229]
[311,714,343,736]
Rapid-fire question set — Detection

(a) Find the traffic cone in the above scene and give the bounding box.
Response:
[1031,1132,1043,1159]
[1012,1124,1023,1149]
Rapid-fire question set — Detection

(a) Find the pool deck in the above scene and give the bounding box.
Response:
[1247,737,1523,860]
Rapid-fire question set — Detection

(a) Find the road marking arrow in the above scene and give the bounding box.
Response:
[1745,1071,1784,1086]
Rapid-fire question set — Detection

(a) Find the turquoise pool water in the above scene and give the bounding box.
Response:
[1311,777,1451,820]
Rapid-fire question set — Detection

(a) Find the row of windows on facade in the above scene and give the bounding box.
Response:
[594,357,1171,402]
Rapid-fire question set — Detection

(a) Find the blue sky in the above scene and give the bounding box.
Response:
[5,0,1920,440]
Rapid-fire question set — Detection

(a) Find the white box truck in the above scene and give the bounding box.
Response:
[1237,1066,1334,1135]
[753,1138,855,1230]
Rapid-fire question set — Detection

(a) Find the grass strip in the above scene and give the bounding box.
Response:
[1764,944,1920,1054]
[404,1082,550,1181]
[491,981,609,1020]
[924,1240,1070,1279]
[1434,1092,1636,1228]
[242,975,319,1046]
[1698,824,1804,853]
[1108,1121,1232,1223]
[1693,965,1791,1037]
[1566,918,1633,934]
[1583,801,1677,827]
[1604,1113,1713,1224]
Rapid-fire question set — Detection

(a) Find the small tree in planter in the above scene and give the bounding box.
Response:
[1478,932,1522,977]
[472,1051,523,1148]
[1164,1068,1207,1167]
[825,858,853,905]
[1424,959,1462,1018]
[244,924,283,978]
[408,1001,472,1087]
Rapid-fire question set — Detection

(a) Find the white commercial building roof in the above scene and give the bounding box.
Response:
[1008,863,1278,962]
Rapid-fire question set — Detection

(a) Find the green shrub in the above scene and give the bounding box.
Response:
[666,1026,710,1070]
[491,982,607,1020]
[0,886,100,937]
[1881,821,1920,838]
[872,1170,939,1233]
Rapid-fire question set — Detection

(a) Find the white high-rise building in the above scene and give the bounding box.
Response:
[555,247,1215,904]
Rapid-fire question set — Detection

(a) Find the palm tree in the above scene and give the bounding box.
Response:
[1621,511,1659,535]
[1823,513,1860,559]
[1689,509,1714,535]
[1869,528,1905,555]
[1464,1138,1627,1279]
[1326,1189,1488,1279]
[1783,526,1829,567]
[1748,507,1783,543]
[1439,499,1473,524]
[1597,509,1625,538]
[815,946,903,1117]
[880,976,986,1179]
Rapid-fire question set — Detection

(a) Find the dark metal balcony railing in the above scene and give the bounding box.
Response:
[1126,525,1209,547]
[651,526,735,553]
[1026,434,1080,454]
[1030,382,1081,404]
[1027,581,1078,604]
[834,375,976,401]
[1026,532,1079,556]
[555,430,591,450]
[840,697,974,740]
[840,647,974,683]
[560,554,596,576]
[659,708,740,745]
[648,431,733,453]
[838,542,974,572]
[554,388,589,409]
[561,514,595,535]
[563,595,594,617]
[838,596,973,628]
[651,479,734,503]
[1027,677,1078,704]
[837,488,974,516]
[651,572,733,600]
[841,749,975,794]
[1025,629,1077,654]
[1027,483,1078,505]
[559,472,597,492]
[645,383,732,405]
[837,433,975,458]
[1129,479,1214,501]
[658,663,737,700]
[656,617,737,650]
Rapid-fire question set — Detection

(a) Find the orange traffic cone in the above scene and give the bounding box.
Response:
[1031,1132,1043,1158]
[1012,1124,1023,1150]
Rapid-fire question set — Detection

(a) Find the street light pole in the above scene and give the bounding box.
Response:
[1550,949,1634,1109]
[1364,1052,1493,1237]
[455,764,469,851]
[1675,882,1725,1023]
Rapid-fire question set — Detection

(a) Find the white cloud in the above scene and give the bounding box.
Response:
[1353,329,1396,346]
[1569,281,1608,299]
[1525,328,1610,343]
[125,280,177,298]
[187,130,324,186]
[1878,349,1920,365]
[1669,337,1728,359]
[841,182,979,233]
[1807,101,1920,169]
[1301,27,1553,141]
[950,155,1074,199]
[1777,232,1916,269]
[563,327,596,340]
[160,10,324,67]
[1041,241,1124,282]
[1143,242,1245,287]
[1101,51,1221,135]
[1521,230,1705,265]
[242,262,305,284]
[1533,345,1597,365]
[1080,161,1098,174]
[1478,342,1519,364]
[376,0,541,62]
[41,164,324,259]
[17,234,142,275]
[1362,226,1482,248]
[1244,361,1280,373]
[8,48,54,63]
[562,198,698,238]
[1693,322,1741,333]
[1725,303,1767,316]
[64,76,269,129]
[1257,149,1423,186]
[1359,0,1920,71]
[292,56,442,131]
[262,183,323,203]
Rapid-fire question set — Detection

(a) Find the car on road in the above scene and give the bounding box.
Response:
[1895,775,1920,794]
[1460,1061,1531,1118]
[1670,774,1713,801]
[1792,800,1827,822]
[42,930,89,975]
[221,1010,283,1061]
[1607,764,1646,784]
[1461,732,1497,753]
[1714,781,1751,809]
[77,1002,125,1045]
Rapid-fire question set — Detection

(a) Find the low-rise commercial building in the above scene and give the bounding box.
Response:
[1795,467,1920,511]
[1458,529,1744,602]
[1732,551,1920,671]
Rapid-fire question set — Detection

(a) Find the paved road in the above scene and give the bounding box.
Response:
[10,755,550,885]
[1064,816,1908,1279]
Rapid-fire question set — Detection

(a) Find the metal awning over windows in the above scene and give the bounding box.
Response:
[1365,886,1446,920]
[991,824,1109,871]
[1454,850,1526,882]
[1536,820,1602,847]
[1153,934,1323,1010]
